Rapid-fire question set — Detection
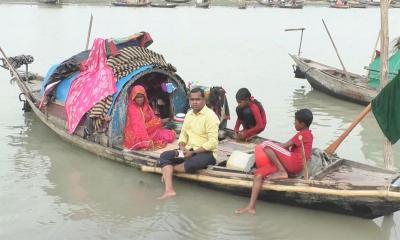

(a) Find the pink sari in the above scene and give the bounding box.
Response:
[123,85,176,150]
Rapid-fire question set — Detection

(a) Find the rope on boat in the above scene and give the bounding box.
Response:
[18,93,31,112]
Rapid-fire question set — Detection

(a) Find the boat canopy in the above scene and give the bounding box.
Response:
[368,51,400,89]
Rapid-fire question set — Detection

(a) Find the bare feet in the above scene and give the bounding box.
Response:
[267,171,288,180]
[235,206,256,215]
[157,191,176,200]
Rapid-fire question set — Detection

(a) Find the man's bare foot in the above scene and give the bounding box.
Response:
[267,171,288,180]
[235,206,256,215]
[157,191,176,200]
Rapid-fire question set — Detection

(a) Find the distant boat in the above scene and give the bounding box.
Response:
[329,3,350,8]
[349,2,367,8]
[111,0,151,6]
[257,0,275,6]
[196,0,210,8]
[39,0,58,3]
[165,0,192,3]
[278,0,304,8]
[290,54,376,105]
[238,0,247,9]
[150,2,177,7]
[359,0,380,6]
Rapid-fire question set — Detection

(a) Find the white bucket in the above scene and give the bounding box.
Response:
[226,151,255,172]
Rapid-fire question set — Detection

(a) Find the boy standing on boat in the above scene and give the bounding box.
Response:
[235,109,313,214]
[158,88,220,199]
[234,88,267,141]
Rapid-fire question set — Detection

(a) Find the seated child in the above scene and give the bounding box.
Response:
[235,108,313,215]
[234,88,267,141]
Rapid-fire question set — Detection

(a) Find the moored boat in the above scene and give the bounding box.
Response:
[278,0,304,9]
[195,0,210,8]
[111,0,151,7]
[2,34,400,219]
[290,54,377,105]
[39,0,58,3]
[165,0,192,3]
[150,2,178,7]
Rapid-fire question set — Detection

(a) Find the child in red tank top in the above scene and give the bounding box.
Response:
[236,109,314,215]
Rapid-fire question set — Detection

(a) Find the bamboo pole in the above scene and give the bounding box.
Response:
[325,103,371,156]
[299,135,309,180]
[370,29,381,65]
[321,19,351,82]
[141,166,400,198]
[85,14,93,50]
[379,0,394,170]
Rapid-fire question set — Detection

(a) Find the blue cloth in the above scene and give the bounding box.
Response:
[55,73,79,103]
[40,64,60,95]
[107,65,152,114]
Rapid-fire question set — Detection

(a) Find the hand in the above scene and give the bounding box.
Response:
[183,150,194,159]
[236,131,245,141]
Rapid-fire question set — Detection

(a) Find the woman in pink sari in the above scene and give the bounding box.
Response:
[123,85,176,150]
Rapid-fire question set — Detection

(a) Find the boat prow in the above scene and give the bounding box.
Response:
[289,54,377,105]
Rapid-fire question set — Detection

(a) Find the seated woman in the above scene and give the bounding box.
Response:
[234,88,267,141]
[123,85,176,150]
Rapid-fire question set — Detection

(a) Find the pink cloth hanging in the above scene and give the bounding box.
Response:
[65,38,117,134]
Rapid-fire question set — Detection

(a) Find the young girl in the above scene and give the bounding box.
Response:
[234,88,267,140]
[235,108,314,214]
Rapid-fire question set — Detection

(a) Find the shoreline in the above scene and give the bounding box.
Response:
[0,0,358,7]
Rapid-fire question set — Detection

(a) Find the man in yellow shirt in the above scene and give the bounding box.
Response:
[158,88,220,199]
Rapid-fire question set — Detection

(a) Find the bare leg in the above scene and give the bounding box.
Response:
[235,175,264,214]
[158,165,176,199]
[264,148,288,179]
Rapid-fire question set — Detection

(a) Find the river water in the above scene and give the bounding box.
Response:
[1,3,400,239]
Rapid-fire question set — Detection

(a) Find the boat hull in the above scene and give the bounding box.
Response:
[290,54,377,105]
[8,67,400,219]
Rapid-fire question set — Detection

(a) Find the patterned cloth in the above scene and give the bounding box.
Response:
[65,38,117,134]
[88,47,176,130]
[107,46,176,80]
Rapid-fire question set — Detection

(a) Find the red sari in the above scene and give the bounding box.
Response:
[123,85,176,150]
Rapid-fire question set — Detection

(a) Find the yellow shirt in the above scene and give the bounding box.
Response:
[178,105,220,159]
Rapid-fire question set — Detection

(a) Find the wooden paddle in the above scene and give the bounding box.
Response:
[299,135,309,181]
[324,103,372,156]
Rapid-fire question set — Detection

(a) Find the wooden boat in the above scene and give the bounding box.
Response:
[111,0,151,7]
[195,0,210,8]
[329,3,350,8]
[257,0,275,7]
[360,0,380,6]
[39,0,58,3]
[278,1,304,9]
[165,0,192,3]
[349,2,367,8]
[150,2,178,7]
[391,2,400,7]
[2,48,400,219]
[289,54,377,105]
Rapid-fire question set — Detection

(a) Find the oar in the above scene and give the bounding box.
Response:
[299,135,309,181]
[324,103,372,156]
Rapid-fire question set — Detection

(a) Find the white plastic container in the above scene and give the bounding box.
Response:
[226,151,255,172]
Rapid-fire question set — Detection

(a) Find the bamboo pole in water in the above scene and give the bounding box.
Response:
[141,166,400,198]
[379,0,394,170]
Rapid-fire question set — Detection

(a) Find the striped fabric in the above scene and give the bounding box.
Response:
[107,46,176,80]
[88,46,176,131]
